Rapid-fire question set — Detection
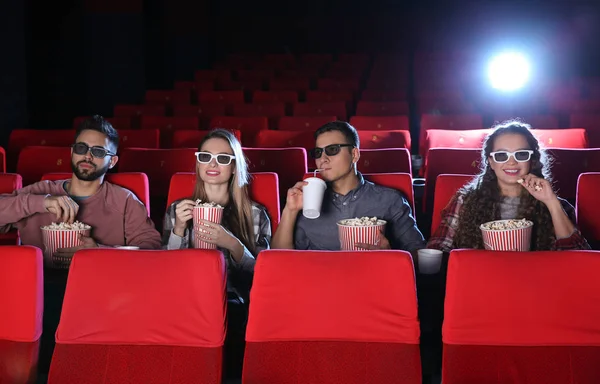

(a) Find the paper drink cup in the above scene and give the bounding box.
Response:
[337,220,387,251]
[302,177,327,219]
[41,228,91,269]
[418,249,443,274]
[193,206,224,249]
[480,220,533,251]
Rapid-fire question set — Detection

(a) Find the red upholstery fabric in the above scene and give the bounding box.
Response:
[171,129,242,148]
[357,148,412,174]
[492,114,559,129]
[277,116,337,130]
[419,114,483,159]
[0,339,39,384]
[8,129,75,172]
[293,102,347,120]
[145,90,191,105]
[48,248,226,384]
[140,116,200,148]
[349,116,409,131]
[423,128,491,157]
[356,101,409,116]
[73,116,132,130]
[209,116,269,146]
[362,173,416,214]
[254,130,314,153]
[0,146,5,173]
[16,146,72,186]
[546,148,600,202]
[424,148,481,212]
[0,173,22,245]
[167,172,280,232]
[431,174,474,234]
[357,130,411,149]
[173,103,227,129]
[41,172,151,215]
[576,173,600,245]
[569,113,600,148]
[113,104,166,117]
[232,102,286,118]
[118,129,160,149]
[0,246,43,341]
[443,249,600,384]
[305,90,354,102]
[243,250,421,384]
[198,90,244,104]
[252,91,299,103]
[417,97,475,115]
[530,128,588,149]
[360,90,408,102]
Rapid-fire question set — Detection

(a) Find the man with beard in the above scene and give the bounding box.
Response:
[0,115,161,256]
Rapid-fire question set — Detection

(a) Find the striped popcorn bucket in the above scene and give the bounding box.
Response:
[192,206,224,249]
[337,220,387,251]
[480,220,533,252]
[41,228,91,269]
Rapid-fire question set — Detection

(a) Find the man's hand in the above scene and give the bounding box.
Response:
[44,195,79,223]
[54,235,98,258]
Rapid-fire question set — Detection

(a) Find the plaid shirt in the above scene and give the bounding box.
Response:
[427,194,590,252]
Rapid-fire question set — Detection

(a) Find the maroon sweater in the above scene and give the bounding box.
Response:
[0,180,161,250]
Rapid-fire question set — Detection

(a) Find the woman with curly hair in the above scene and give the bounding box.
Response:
[427,121,590,252]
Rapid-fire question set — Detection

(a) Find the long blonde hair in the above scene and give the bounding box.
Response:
[192,129,256,253]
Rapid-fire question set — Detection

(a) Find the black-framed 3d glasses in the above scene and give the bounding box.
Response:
[72,142,116,158]
[309,144,355,159]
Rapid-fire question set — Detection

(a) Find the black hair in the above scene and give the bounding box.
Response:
[75,115,119,152]
[314,121,360,149]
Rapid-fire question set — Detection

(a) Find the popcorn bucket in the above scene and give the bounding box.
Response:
[41,228,91,269]
[337,220,386,251]
[192,206,224,249]
[480,220,533,251]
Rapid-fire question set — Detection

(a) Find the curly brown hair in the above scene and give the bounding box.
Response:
[452,121,556,250]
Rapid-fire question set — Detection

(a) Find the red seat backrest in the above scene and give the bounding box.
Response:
[8,130,75,172]
[252,91,299,103]
[0,246,43,384]
[431,174,474,234]
[0,146,5,173]
[293,102,347,120]
[305,90,354,103]
[114,104,165,117]
[41,172,151,215]
[492,114,559,129]
[547,148,600,203]
[48,248,227,384]
[576,173,600,245]
[145,89,191,105]
[443,249,600,384]
[357,148,412,174]
[118,129,160,149]
[419,114,483,159]
[198,90,244,104]
[360,90,408,102]
[243,250,421,384]
[16,146,72,186]
[424,129,491,158]
[350,115,409,131]
[171,129,242,148]
[232,102,286,118]
[530,128,588,149]
[358,130,411,149]
[72,116,132,130]
[356,101,409,116]
[254,130,314,152]
[277,116,337,131]
[209,116,269,147]
[317,78,361,91]
[166,172,280,232]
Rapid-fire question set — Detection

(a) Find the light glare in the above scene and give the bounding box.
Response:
[488,52,530,91]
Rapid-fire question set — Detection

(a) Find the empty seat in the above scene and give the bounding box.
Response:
[209,116,268,147]
[417,98,475,115]
[16,147,72,186]
[357,130,411,150]
[356,101,409,116]
[293,102,347,120]
[278,116,337,131]
[530,128,588,149]
[576,173,600,248]
[443,249,600,384]
[360,90,408,102]
[243,249,421,384]
[569,113,600,148]
[254,130,314,152]
[140,116,200,148]
[172,129,242,148]
[419,114,483,157]
[423,129,491,157]
[547,148,600,203]
[48,248,227,384]
[305,90,354,103]
[232,102,286,118]
[492,114,559,129]
[317,78,361,92]
[349,116,409,131]
[431,174,475,234]
[0,245,43,384]
[198,90,244,104]
[145,90,191,105]
[252,91,299,103]
[72,116,132,130]
[357,148,412,174]
[0,174,22,245]
[173,103,227,130]
[8,129,75,172]
[118,129,160,149]
[166,172,280,232]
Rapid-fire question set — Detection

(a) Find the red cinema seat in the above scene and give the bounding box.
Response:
[431,174,474,235]
[350,116,409,131]
[569,114,600,148]
[423,129,491,158]
[356,101,409,116]
[357,130,411,150]
[145,90,191,105]
[278,116,337,131]
[357,148,412,174]
[232,102,286,118]
[0,246,43,384]
[42,172,151,215]
[48,248,227,384]
[365,173,416,214]
[443,249,600,384]
[547,148,600,203]
[140,116,200,148]
[173,103,228,130]
[243,148,308,205]
[417,98,475,115]
[73,116,132,130]
[254,130,314,152]
[305,90,354,103]
[16,147,72,186]
[360,90,408,102]
[424,148,481,212]
[118,129,160,149]
[198,90,244,105]
[530,128,588,149]
[0,146,5,173]
[166,172,280,232]
[114,104,166,118]
[172,129,242,148]
[293,102,347,120]
[492,114,559,129]
[252,91,298,103]
[8,130,75,172]
[0,174,22,245]
[576,173,600,248]
[419,114,483,158]
[243,250,421,384]
[209,116,268,147]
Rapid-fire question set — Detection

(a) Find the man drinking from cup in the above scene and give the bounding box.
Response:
[272,121,425,253]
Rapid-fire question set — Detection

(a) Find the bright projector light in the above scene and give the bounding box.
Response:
[488,52,530,91]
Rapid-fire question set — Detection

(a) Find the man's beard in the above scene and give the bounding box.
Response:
[71,160,109,181]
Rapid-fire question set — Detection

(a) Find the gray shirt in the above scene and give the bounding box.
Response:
[500,196,521,220]
[294,173,425,252]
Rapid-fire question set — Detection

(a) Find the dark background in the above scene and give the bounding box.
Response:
[2,0,600,148]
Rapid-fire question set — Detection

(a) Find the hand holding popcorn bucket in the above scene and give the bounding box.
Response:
[480,219,533,251]
[192,203,224,249]
[41,222,91,268]
[337,217,387,251]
